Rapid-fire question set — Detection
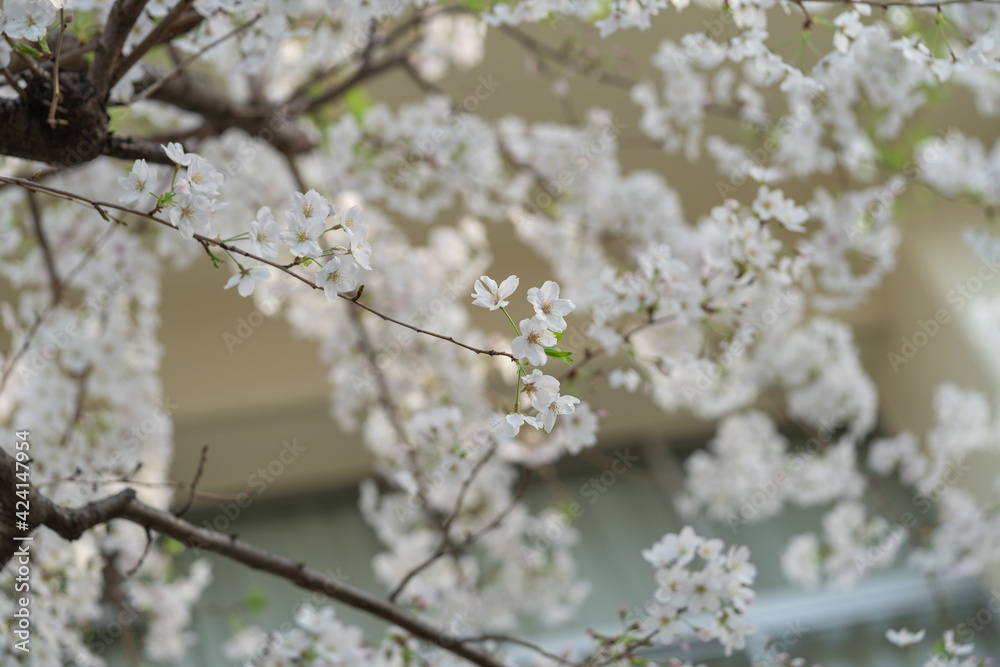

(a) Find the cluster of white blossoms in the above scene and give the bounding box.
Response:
[472,275,584,441]
[4,0,1000,660]
[886,628,985,667]
[119,144,373,300]
[781,501,904,591]
[224,605,370,666]
[0,168,212,665]
[640,527,757,656]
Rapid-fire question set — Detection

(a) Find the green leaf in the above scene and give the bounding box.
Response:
[12,42,44,58]
[344,87,373,123]
[107,107,130,133]
[544,347,574,363]
[161,537,185,556]
[553,330,563,342]
[245,585,269,613]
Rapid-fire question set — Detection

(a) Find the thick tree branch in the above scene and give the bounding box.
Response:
[90,0,150,97]
[134,69,313,155]
[112,0,198,85]
[0,447,505,667]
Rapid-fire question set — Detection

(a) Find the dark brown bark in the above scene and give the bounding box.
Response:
[0,71,112,166]
[136,70,314,155]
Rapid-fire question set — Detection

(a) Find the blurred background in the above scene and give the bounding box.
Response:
[84,11,1000,667]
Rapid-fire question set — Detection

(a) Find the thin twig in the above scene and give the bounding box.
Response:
[388,469,531,602]
[0,176,514,362]
[462,634,575,666]
[174,444,208,517]
[26,190,62,304]
[0,447,507,667]
[0,223,117,398]
[123,526,154,576]
[47,9,68,128]
[125,13,261,105]
[59,367,92,449]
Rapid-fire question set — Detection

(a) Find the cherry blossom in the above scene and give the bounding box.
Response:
[224,266,270,297]
[471,274,519,310]
[526,280,575,332]
[282,210,325,258]
[118,159,154,204]
[316,256,360,299]
[511,316,557,366]
[248,206,283,259]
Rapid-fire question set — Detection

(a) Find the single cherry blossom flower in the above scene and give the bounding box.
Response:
[521,369,560,409]
[119,159,153,204]
[316,256,359,300]
[249,207,282,259]
[527,280,574,332]
[536,393,580,432]
[511,316,556,366]
[225,266,270,297]
[282,210,325,258]
[291,190,333,225]
[885,627,925,648]
[472,274,519,310]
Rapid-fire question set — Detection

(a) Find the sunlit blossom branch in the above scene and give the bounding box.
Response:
[0,175,516,361]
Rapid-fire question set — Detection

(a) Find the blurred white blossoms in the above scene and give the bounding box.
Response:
[640,528,757,656]
[223,604,370,664]
[886,627,925,647]
[752,186,809,232]
[472,274,519,310]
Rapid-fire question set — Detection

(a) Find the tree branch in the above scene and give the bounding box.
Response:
[0,176,516,365]
[0,447,506,667]
[90,0,150,97]
[111,0,198,85]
